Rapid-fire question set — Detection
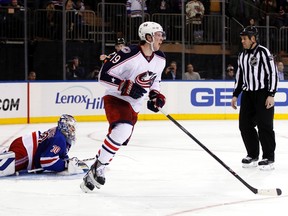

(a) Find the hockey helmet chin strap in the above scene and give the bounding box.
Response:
[247,33,258,50]
[145,34,155,52]
[248,38,256,50]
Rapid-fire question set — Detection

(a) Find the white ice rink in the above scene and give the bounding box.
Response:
[1,119,288,216]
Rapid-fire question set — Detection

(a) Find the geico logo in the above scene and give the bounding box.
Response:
[191,88,234,106]
[191,88,288,106]
[0,98,20,111]
[55,93,88,104]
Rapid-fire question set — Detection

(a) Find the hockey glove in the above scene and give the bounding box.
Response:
[67,157,89,175]
[118,80,147,99]
[147,90,166,113]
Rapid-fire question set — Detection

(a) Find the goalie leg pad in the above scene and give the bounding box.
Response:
[0,151,15,177]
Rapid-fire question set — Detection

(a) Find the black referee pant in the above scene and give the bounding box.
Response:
[239,89,276,161]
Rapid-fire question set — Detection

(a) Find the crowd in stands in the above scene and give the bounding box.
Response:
[0,0,287,26]
[1,0,288,36]
[1,0,288,80]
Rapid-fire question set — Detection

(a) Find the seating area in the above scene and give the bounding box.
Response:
[0,2,288,80]
[0,3,287,57]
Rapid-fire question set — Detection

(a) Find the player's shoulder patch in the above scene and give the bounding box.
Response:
[121,45,139,56]
[121,46,131,53]
[118,44,140,58]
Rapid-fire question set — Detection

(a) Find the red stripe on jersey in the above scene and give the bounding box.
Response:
[104,139,119,152]
[31,131,38,169]
[40,157,58,165]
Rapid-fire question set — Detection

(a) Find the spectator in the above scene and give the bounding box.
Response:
[260,0,278,26]
[75,0,85,11]
[66,56,86,80]
[275,5,288,28]
[248,17,258,27]
[28,71,37,80]
[65,0,84,40]
[225,64,235,80]
[277,61,285,80]
[148,0,173,15]
[100,37,126,61]
[184,63,201,80]
[126,0,147,18]
[162,61,182,80]
[186,0,205,43]
[6,0,24,38]
[186,0,205,25]
[126,0,147,41]
[9,0,22,8]
[86,66,100,80]
[45,1,59,40]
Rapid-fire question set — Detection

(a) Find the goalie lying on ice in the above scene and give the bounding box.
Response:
[0,114,87,177]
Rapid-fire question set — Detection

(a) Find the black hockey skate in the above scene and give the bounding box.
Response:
[241,156,258,168]
[80,160,106,193]
[258,159,274,171]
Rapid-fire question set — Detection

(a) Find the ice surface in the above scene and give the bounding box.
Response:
[1,120,288,216]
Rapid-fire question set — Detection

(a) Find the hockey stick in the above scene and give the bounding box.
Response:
[159,108,282,196]
[27,157,95,173]
[82,157,96,162]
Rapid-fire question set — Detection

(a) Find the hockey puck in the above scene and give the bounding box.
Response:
[276,188,282,196]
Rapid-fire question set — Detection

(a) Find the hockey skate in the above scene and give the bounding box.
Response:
[241,156,258,168]
[80,160,106,193]
[258,159,274,171]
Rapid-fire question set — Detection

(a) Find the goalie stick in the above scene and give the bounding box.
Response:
[159,108,282,196]
[27,157,95,173]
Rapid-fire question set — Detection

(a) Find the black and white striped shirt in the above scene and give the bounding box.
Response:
[233,44,278,97]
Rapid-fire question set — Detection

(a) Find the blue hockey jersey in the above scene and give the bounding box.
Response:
[21,127,70,172]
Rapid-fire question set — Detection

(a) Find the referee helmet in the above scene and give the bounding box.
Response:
[240,26,259,41]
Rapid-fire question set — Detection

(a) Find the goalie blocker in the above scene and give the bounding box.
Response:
[0,151,15,177]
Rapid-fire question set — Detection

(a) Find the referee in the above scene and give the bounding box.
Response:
[231,26,278,171]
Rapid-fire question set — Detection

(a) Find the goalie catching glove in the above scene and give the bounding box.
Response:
[147,90,166,112]
[66,157,89,175]
[118,80,147,99]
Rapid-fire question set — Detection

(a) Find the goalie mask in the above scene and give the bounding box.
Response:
[58,114,76,145]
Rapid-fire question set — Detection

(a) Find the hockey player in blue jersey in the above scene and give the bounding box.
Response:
[0,114,85,176]
[80,21,167,192]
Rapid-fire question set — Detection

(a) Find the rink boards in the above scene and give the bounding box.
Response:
[0,81,288,124]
